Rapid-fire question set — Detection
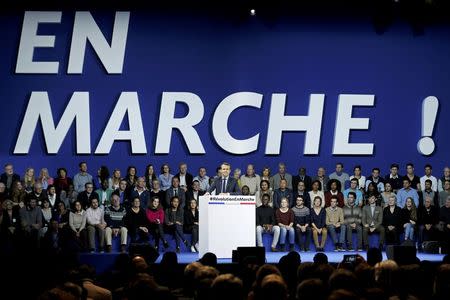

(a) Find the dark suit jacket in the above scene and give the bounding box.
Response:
[165,187,186,209]
[292,175,312,193]
[208,177,241,195]
[419,190,439,208]
[174,173,194,190]
[130,189,150,210]
[77,191,100,209]
[0,173,20,194]
[187,189,205,203]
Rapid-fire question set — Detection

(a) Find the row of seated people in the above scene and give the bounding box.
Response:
[3,162,449,220]
[2,186,450,254]
[3,168,448,216]
[0,193,200,253]
[257,193,450,252]
[1,161,449,206]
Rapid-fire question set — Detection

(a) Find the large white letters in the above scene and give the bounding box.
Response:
[12,92,380,156]
[265,94,325,155]
[212,92,262,154]
[15,11,62,74]
[333,94,374,155]
[68,11,130,74]
[95,92,146,154]
[14,92,91,154]
[155,92,205,154]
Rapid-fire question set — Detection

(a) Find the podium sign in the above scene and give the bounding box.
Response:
[199,195,256,258]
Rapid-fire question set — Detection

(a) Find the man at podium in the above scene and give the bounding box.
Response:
[207,162,241,195]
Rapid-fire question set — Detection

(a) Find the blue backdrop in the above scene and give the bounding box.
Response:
[0,10,448,177]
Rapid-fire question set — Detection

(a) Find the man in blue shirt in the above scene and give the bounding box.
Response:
[343,178,363,207]
[397,178,419,208]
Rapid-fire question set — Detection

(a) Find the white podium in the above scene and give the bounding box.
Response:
[199,195,256,258]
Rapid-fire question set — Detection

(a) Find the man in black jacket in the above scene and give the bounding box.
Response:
[256,194,280,252]
[292,167,312,194]
[0,163,20,196]
[418,196,439,251]
[174,162,193,193]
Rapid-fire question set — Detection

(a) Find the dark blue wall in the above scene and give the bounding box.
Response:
[0,10,448,177]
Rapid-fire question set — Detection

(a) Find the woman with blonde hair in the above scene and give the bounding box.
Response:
[111,169,122,190]
[38,168,54,190]
[23,167,35,193]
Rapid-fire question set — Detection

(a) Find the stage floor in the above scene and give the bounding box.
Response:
[157,251,445,264]
[79,251,445,274]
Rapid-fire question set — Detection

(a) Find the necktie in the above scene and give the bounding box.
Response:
[221,178,226,193]
[174,189,178,196]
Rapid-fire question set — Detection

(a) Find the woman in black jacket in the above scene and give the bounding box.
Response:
[184,199,199,252]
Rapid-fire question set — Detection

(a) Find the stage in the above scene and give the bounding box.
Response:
[79,251,445,274]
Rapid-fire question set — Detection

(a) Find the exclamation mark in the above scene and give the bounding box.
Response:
[417,96,439,156]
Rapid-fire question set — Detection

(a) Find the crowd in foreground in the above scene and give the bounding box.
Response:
[30,249,450,300]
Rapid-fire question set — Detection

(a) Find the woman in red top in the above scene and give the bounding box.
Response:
[325,179,344,207]
[146,196,169,251]
[275,197,295,251]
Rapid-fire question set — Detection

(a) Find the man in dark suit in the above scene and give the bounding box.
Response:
[77,182,100,209]
[208,162,241,195]
[292,167,312,194]
[130,177,150,209]
[0,163,20,196]
[187,180,205,204]
[165,176,186,209]
[174,162,193,193]
[362,195,385,250]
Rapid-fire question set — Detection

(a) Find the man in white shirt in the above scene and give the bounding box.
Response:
[86,198,106,253]
[420,164,438,192]
[175,162,193,193]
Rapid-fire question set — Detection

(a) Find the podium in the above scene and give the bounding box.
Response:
[199,195,256,258]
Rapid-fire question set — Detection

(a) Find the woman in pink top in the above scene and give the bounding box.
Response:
[146,196,169,251]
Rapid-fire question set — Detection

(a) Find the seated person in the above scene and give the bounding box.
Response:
[104,193,128,253]
[164,196,189,253]
[123,197,149,244]
[362,195,385,250]
[325,195,346,251]
[292,196,311,252]
[311,196,327,252]
[418,196,439,250]
[184,199,199,252]
[275,197,295,251]
[146,196,169,251]
[343,192,363,251]
[85,198,106,253]
[256,194,280,252]
[401,197,418,243]
[382,195,402,246]
[324,180,344,207]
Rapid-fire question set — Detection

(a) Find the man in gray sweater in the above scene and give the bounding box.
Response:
[343,192,363,251]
